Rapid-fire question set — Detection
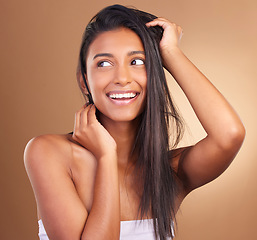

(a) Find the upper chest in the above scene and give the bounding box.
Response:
[69,144,185,220]
[70,144,142,218]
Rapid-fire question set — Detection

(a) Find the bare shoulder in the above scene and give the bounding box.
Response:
[25,134,70,152]
[24,133,96,190]
[24,134,72,169]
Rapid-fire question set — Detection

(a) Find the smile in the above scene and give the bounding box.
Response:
[108,92,137,99]
[106,91,139,105]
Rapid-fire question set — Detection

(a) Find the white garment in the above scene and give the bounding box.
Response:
[38,219,174,240]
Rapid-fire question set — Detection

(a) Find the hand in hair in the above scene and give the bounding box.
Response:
[146,18,183,64]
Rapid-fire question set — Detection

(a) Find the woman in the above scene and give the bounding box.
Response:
[24,4,245,240]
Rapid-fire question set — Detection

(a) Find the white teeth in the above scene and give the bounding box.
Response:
[109,93,137,99]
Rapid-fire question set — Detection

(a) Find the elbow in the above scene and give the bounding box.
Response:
[221,122,246,151]
[230,123,246,147]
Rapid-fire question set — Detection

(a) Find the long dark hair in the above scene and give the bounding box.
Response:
[78,4,184,239]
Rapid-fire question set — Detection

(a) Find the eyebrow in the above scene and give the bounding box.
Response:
[93,51,145,60]
[128,51,145,56]
[93,53,113,59]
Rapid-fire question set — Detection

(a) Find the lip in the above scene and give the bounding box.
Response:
[106,90,139,106]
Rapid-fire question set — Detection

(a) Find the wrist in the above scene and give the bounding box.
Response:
[97,148,118,163]
[162,46,182,60]
[161,47,185,72]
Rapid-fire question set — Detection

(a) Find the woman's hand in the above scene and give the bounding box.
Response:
[72,104,117,160]
[146,18,183,63]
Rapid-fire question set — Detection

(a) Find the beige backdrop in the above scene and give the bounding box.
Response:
[1,0,256,239]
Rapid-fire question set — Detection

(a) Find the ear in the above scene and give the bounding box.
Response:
[76,68,90,94]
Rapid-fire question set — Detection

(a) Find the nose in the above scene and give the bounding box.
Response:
[114,65,132,86]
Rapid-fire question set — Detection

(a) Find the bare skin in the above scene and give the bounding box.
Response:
[24,19,245,240]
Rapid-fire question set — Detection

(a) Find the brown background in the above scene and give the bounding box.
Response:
[1,0,256,239]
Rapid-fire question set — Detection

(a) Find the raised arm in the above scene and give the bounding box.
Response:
[24,104,120,240]
[147,18,245,192]
[73,104,120,239]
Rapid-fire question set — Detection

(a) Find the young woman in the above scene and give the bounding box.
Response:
[24,4,245,240]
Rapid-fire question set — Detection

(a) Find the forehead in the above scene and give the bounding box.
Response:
[87,27,144,58]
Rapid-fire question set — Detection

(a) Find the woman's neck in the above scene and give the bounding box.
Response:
[98,114,140,166]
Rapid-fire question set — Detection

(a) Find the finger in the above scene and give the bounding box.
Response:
[73,112,79,137]
[146,19,167,28]
[146,17,169,24]
[73,109,82,139]
[73,104,87,137]
[177,25,183,34]
[177,26,184,41]
[146,18,172,28]
[80,104,92,127]
[87,104,97,124]
[84,101,91,108]
[177,25,181,31]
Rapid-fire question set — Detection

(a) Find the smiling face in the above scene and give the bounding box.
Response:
[85,27,147,123]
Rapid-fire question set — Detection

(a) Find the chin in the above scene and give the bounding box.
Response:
[98,109,143,123]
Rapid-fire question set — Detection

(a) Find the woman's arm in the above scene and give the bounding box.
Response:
[24,105,120,240]
[73,104,120,240]
[147,19,245,192]
[24,135,88,240]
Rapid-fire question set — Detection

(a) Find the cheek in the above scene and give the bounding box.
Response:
[87,76,109,102]
[136,73,147,92]
[132,68,147,84]
[88,81,102,99]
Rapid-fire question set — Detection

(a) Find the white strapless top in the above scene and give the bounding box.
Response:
[38,219,174,240]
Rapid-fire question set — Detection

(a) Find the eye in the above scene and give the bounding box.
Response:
[131,59,145,66]
[97,61,112,67]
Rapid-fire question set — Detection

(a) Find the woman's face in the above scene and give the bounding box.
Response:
[85,27,147,123]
